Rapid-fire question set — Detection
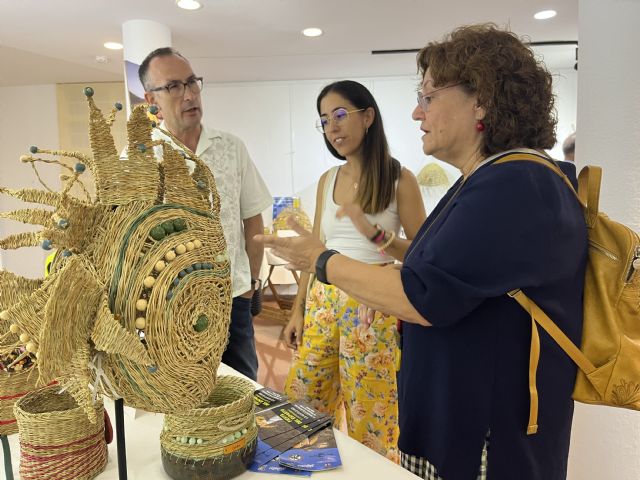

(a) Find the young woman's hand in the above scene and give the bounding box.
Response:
[283,308,304,350]
[336,203,378,240]
[357,304,377,328]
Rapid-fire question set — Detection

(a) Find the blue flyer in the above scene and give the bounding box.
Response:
[278,426,342,472]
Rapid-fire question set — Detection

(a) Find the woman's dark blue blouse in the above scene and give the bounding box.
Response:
[399,156,587,480]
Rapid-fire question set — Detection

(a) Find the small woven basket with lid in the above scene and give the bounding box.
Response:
[161,375,257,480]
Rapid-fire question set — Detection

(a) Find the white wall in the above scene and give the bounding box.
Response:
[0,71,579,281]
[0,84,59,278]
[566,1,640,480]
[551,68,578,161]
[201,68,578,220]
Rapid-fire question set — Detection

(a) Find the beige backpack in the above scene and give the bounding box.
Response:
[495,152,640,434]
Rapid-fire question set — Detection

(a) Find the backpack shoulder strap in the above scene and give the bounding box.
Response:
[508,289,597,375]
[577,166,602,228]
[493,151,606,433]
[493,152,604,227]
[493,152,581,200]
[508,288,600,435]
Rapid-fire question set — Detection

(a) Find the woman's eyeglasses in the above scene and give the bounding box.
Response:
[316,108,365,133]
[416,83,462,112]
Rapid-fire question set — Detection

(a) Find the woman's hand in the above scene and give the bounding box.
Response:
[357,304,376,328]
[254,217,326,273]
[283,308,304,350]
[336,203,378,240]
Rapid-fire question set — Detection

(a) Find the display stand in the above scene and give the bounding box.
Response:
[1,435,14,480]
[115,399,128,480]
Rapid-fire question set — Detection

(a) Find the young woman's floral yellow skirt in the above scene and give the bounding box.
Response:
[285,281,399,461]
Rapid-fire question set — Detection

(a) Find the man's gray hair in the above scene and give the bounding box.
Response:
[138,47,188,91]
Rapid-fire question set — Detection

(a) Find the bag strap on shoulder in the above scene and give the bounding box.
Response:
[494,152,603,228]
[508,288,599,435]
[305,166,336,299]
[577,166,602,227]
[492,151,605,433]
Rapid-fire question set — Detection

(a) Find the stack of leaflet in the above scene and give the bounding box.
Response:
[250,388,342,476]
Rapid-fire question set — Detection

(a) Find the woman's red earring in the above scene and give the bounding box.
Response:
[475,120,485,132]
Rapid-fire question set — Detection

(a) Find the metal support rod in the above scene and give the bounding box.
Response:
[115,398,128,480]
[1,435,14,480]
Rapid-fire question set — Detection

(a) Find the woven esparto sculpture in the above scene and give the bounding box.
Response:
[0,88,232,420]
[161,375,258,480]
[14,385,107,480]
[0,272,43,436]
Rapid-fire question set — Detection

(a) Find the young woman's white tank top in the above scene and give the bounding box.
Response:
[321,166,401,264]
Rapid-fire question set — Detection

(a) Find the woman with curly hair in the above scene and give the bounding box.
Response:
[258,24,587,480]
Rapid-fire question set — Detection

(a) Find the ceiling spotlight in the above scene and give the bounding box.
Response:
[534,10,557,20]
[302,28,323,37]
[176,0,202,10]
[95,55,110,64]
[104,42,123,50]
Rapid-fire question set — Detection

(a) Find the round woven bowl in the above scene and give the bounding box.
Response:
[161,375,257,480]
[0,368,39,436]
[14,385,107,480]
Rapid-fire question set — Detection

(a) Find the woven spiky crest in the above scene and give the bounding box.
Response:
[0,271,42,310]
[90,98,161,205]
[0,208,53,227]
[0,88,232,419]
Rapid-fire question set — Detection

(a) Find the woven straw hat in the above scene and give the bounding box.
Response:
[416,162,450,187]
[272,208,312,231]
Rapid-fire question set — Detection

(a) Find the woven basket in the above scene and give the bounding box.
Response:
[0,273,42,436]
[272,208,312,232]
[0,366,41,436]
[161,375,257,480]
[14,385,107,480]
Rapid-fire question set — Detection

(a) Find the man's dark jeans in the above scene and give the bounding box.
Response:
[221,296,258,380]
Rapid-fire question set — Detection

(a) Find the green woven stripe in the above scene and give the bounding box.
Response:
[108,203,213,311]
[107,204,213,400]
[114,270,229,403]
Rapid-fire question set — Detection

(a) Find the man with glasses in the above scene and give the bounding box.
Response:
[138,47,272,380]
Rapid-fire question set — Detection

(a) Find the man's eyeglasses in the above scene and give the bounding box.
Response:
[416,82,462,112]
[149,77,204,98]
[316,108,365,133]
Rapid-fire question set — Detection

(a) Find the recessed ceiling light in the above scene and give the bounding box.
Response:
[104,42,123,50]
[534,10,557,20]
[176,0,202,10]
[302,28,323,37]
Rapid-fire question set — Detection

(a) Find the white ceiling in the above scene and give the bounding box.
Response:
[0,0,578,87]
